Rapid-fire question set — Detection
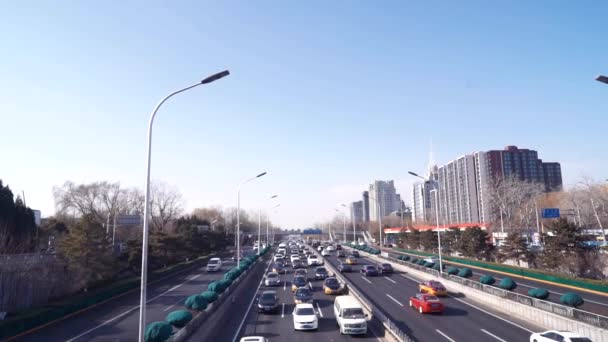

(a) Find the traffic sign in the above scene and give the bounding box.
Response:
[542,208,560,219]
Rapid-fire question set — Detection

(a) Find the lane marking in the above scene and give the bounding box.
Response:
[436,329,456,342]
[163,297,184,312]
[386,294,404,307]
[231,258,273,342]
[400,273,421,283]
[283,280,287,291]
[384,276,397,284]
[481,329,508,342]
[281,303,285,318]
[316,302,324,318]
[360,276,373,284]
[309,282,313,290]
[450,296,533,333]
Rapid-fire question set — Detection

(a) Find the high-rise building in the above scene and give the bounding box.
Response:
[437,155,481,224]
[362,191,370,222]
[350,201,364,223]
[369,180,399,221]
[542,162,563,192]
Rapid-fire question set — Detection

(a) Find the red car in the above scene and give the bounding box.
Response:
[408,293,444,314]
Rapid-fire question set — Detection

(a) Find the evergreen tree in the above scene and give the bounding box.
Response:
[541,219,581,272]
[420,230,438,251]
[405,229,421,250]
[457,227,490,259]
[499,231,529,265]
[442,227,461,255]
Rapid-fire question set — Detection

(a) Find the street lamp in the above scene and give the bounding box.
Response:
[596,75,608,84]
[335,205,347,243]
[138,70,229,342]
[237,172,267,263]
[342,203,356,243]
[258,195,278,254]
[409,170,443,276]
[267,204,280,246]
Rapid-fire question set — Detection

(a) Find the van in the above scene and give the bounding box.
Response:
[333,295,367,335]
[206,257,222,272]
[278,243,287,249]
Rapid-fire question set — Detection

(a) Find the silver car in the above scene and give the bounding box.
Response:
[265,272,281,286]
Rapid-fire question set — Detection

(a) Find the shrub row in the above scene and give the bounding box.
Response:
[348,243,381,255]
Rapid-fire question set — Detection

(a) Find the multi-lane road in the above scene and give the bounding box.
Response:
[384,248,608,316]
[11,255,236,342]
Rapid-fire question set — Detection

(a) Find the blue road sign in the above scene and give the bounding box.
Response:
[542,208,560,219]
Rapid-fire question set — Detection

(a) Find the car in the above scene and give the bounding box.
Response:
[292,303,318,331]
[274,254,285,263]
[529,330,592,342]
[304,249,312,255]
[419,280,447,296]
[336,250,346,258]
[307,255,321,266]
[338,262,352,272]
[291,254,300,263]
[345,256,357,265]
[272,263,286,274]
[321,249,331,257]
[317,246,325,252]
[326,245,335,252]
[257,291,279,313]
[378,263,393,275]
[334,295,367,335]
[408,293,444,314]
[314,267,329,280]
[294,268,307,278]
[361,265,379,277]
[278,247,287,255]
[323,277,343,295]
[264,272,281,287]
[291,275,307,291]
[240,337,269,342]
[294,287,313,304]
[336,244,342,250]
[350,251,360,258]
[206,257,222,272]
[292,259,303,269]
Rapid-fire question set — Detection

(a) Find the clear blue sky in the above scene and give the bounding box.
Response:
[1,1,607,228]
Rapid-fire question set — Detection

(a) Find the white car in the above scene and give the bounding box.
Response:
[307,255,321,266]
[321,249,331,257]
[274,254,285,263]
[326,245,335,252]
[264,272,281,287]
[529,331,592,342]
[292,303,318,330]
[240,337,268,342]
[206,258,222,272]
[278,247,287,255]
[291,254,301,263]
[317,246,324,252]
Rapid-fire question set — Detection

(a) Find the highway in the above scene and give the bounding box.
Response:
[384,248,608,316]
[230,254,382,342]
[326,248,539,342]
[12,255,237,342]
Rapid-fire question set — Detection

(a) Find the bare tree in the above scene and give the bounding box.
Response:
[150,181,184,232]
[486,175,543,233]
[53,181,125,224]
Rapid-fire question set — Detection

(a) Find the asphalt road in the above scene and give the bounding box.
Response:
[230,255,382,342]
[327,249,539,342]
[384,248,608,316]
[14,255,237,342]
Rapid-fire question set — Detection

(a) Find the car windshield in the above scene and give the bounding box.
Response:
[267,273,278,279]
[296,288,311,297]
[316,268,326,273]
[343,308,365,319]
[260,293,275,300]
[295,307,315,315]
[208,260,220,265]
[425,295,439,301]
[326,278,339,286]
[294,277,306,285]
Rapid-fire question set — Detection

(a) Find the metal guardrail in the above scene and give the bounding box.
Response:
[377,253,608,330]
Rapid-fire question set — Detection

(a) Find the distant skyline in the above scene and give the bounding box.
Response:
[1,1,607,228]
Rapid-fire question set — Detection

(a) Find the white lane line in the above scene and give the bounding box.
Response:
[481,329,508,342]
[386,294,404,307]
[281,303,285,318]
[450,296,533,333]
[309,282,313,290]
[163,297,184,312]
[316,302,324,317]
[384,276,397,284]
[436,329,456,342]
[231,259,273,342]
[400,273,421,283]
[67,271,205,341]
[283,280,287,291]
[360,276,373,284]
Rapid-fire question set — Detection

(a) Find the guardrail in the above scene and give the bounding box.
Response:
[377,253,608,330]
[320,247,414,342]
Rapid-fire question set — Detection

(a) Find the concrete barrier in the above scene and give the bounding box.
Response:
[351,247,608,342]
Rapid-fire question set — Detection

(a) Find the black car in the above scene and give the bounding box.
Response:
[294,268,307,278]
[257,291,279,313]
[336,250,346,258]
[294,287,313,304]
[360,265,379,277]
[272,262,286,274]
[338,262,352,273]
[350,251,360,258]
[292,259,303,269]
[314,267,329,280]
[379,263,393,274]
[336,244,342,250]
[292,275,307,291]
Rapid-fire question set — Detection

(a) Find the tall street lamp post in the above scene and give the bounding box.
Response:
[138,70,229,342]
[237,172,267,263]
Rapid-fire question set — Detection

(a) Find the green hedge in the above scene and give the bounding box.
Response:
[447,267,459,275]
[200,290,218,303]
[458,268,473,278]
[145,321,173,342]
[479,275,496,285]
[393,247,608,293]
[528,288,550,300]
[0,255,210,340]
[424,262,435,268]
[560,293,584,307]
[184,294,208,311]
[499,277,517,291]
[166,310,192,328]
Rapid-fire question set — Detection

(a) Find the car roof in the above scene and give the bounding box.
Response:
[240,337,266,342]
[547,331,586,337]
[210,257,221,261]
[267,272,279,276]
[261,290,277,295]
[295,303,314,309]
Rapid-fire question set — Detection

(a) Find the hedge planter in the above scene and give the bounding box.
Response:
[528,288,550,300]
[560,293,584,307]
[457,268,473,278]
[166,310,193,328]
[498,277,517,291]
[145,321,173,342]
[411,258,418,264]
[417,260,427,266]
[447,267,459,275]
[424,262,435,268]
[200,290,219,303]
[184,294,208,311]
[217,279,232,293]
[479,275,496,286]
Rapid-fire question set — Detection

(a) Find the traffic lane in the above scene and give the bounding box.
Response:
[328,255,533,342]
[385,248,608,314]
[18,258,233,342]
